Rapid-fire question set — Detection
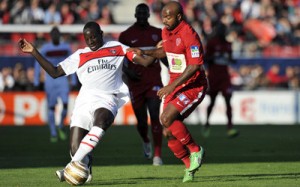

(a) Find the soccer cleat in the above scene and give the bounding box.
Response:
[182,169,197,183]
[86,173,93,183]
[143,142,152,159]
[153,156,163,166]
[86,165,93,183]
[50,136,58,143]
[202,126,210,138]
[58,128,67,141]
[188,146,205,172]
[55,169,65,182]
[227,128,239,138]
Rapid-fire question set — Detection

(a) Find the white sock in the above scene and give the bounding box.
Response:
[72,126,105,162]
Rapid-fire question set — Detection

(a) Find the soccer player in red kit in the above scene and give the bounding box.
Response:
[128,1,207,182]
[204,23,239,138]
[118,3,164,166]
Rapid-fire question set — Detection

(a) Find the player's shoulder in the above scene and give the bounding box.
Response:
[149,25,162,32]
[104,40,124,47]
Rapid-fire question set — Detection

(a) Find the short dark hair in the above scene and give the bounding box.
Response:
[83,21,101,34]
[136,3,149,12]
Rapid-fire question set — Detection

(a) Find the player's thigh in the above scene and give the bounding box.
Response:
[93,108,115,130]
[146,97,161,120]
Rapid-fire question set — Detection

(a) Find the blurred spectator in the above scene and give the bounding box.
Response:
[20,0,44,24]
[76,0,89,23]
[9,0,26,24]
[285,66,300,89]
[97,5,115,25]
[60,2,75,24]
[26,66,35,91]
[12,62,30,91]
[266,64,289,88]
[87,0,100,22]
[0,67,14,92]
[43,2,61,24]
[0,0,10,24]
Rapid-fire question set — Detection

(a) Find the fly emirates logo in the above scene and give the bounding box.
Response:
[87,59,117,73]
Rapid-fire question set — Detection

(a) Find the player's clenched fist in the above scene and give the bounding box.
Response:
[18,38,34,53]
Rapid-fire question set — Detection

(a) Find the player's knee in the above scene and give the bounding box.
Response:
[160,113,171,128]
[163,128,174,139]
[93,121,111,131]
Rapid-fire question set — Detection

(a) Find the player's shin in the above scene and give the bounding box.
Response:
[72,126,105,162]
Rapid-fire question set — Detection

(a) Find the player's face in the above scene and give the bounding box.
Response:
[161,8,180,31]
[51,29,60,45]
[135,6,149,27]
[83,28,103,51]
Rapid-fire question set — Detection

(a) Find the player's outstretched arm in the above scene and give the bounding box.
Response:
[132,54,156,67]
[18,38,66,78]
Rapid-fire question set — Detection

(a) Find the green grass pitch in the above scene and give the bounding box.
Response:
[0,125,299,187]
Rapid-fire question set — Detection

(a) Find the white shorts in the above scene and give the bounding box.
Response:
[70,88,129,131]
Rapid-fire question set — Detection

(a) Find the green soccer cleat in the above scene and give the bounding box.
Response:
[50,136,58,143]
[227,128,239,138]
[202,126,210,138]
[188,146,205,172]
[182,169,196,183]
[58,128,67,141]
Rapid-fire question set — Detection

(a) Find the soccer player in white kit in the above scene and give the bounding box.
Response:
[18,21,155,183]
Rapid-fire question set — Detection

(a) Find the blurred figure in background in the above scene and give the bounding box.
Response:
[266,64,289,89]
[0,67,14,92]
[34,26,75,143]
[119,3,164,166]
[203,23,239,138]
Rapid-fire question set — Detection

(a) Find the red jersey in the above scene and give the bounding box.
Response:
[119,23,163,88]
[162,20,207,90]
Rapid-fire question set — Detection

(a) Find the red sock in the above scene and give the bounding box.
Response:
[182,156,190,168]
[167,138,190,168]
[151,119,163,157]
[167,120,199,153]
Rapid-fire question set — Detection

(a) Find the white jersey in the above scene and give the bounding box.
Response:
[59,41,133,127]
[60,41,130,94]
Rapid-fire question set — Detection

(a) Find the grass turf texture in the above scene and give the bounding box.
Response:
[0,125,299,187]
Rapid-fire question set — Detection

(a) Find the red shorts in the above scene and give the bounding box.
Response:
[163,85,207,119]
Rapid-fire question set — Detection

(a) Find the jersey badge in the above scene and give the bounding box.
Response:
[152,34,159,42]
[176,38,181,46]
[110,49,117,54]
[178,93,190,105]
[190,46,199,58]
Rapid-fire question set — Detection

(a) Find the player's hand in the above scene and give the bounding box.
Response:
[156,40,164,48]
[18,38,34,53]
[127,47,143,56]
[157,84,176,99]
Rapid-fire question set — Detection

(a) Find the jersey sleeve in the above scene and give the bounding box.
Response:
[59,50,80,75]
[183,28,204,65]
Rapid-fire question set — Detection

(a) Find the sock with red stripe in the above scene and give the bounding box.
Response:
[72,126,105,162]
[167,120,200,153]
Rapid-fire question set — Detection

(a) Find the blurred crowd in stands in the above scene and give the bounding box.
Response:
[0,0,299,92]
[149,0,300,57]
[1,61,299,92]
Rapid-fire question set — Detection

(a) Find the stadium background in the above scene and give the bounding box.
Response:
[0,0,299,126]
